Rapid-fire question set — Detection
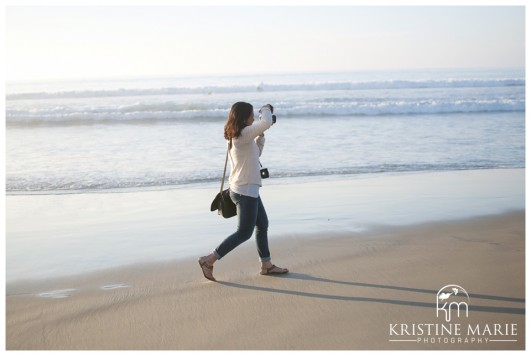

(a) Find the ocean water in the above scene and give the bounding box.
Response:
[5,68,526,282]
[6,68,525,195]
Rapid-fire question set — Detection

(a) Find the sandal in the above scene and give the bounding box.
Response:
[260,265,289,276]
[198,257,216,281]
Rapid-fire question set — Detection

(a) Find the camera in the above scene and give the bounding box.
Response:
[261,104,277,124]
[269,104,276,124]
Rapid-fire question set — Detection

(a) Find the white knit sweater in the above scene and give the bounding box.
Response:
[228,106,273,197]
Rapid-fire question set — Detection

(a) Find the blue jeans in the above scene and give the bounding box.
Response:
[213,190,271,262]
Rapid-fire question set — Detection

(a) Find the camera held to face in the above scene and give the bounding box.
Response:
[261,104,277,125]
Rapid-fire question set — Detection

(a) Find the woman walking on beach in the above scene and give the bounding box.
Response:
[198,102,289,281]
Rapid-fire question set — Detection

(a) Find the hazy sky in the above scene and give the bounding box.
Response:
[5,6,525,81]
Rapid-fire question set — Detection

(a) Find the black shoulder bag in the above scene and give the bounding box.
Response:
[210,140,237,218]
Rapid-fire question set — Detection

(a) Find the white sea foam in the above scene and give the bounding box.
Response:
[6,95,525,125]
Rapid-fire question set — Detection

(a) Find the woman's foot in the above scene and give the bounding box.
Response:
[198,255,216,281]
[260,262,289,275]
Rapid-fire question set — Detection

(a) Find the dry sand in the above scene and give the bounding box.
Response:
[6,211,525,350]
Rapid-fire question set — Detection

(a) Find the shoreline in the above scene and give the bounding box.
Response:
[6,211,525,350]
[6,168,525,283]
[5,166,524,197]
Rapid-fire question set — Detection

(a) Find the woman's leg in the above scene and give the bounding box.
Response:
[213,191,258,260]
[254,196,270,262]
[254,196,288,274]
[199,192,287,280]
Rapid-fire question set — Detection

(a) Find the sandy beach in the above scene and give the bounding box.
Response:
[6,210,524,350]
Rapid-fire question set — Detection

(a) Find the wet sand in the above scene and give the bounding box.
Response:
[6,211,525,350]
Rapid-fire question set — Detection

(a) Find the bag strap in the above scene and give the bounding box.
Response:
[220,140,231,194]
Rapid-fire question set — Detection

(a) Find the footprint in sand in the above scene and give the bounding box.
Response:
[37,289,77,299]
[100,283,129,290]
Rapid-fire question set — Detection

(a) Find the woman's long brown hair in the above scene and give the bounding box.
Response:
[224,102,253,140]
